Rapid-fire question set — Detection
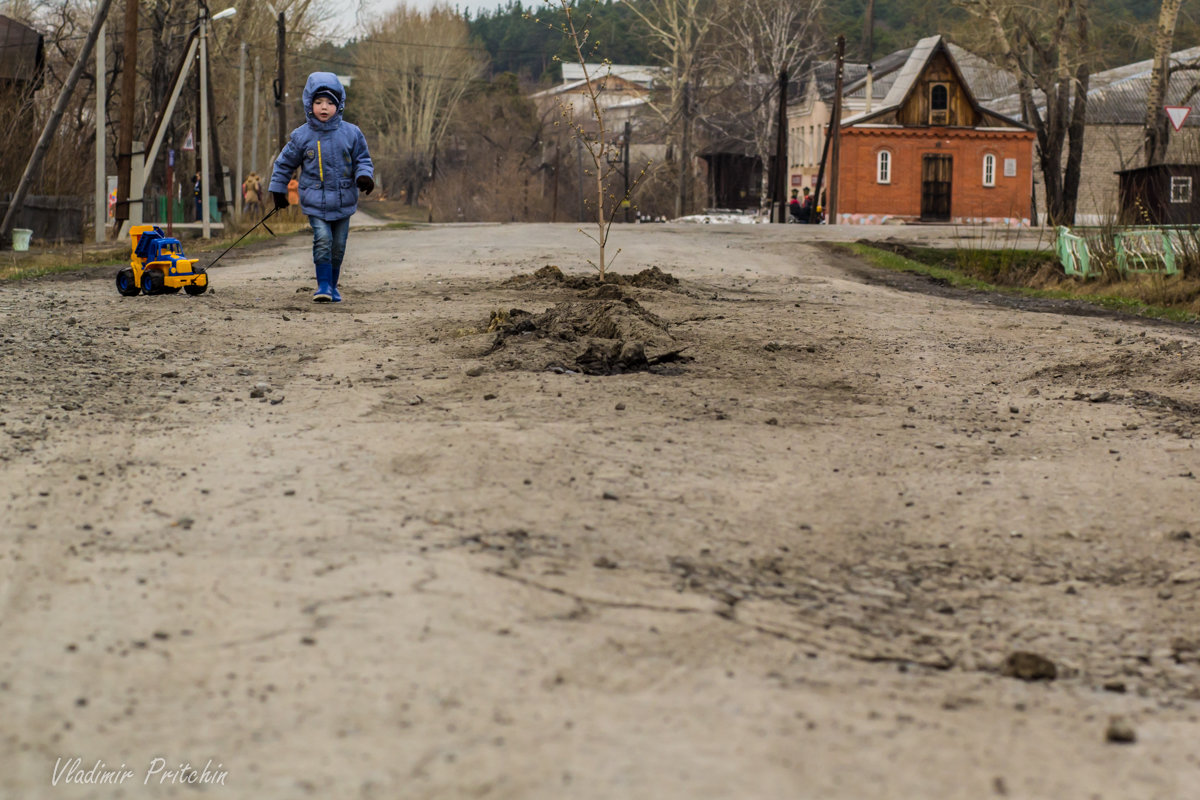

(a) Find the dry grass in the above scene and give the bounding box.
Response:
[850,242,1200,324]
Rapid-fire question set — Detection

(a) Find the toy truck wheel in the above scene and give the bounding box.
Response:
[184,282,208,296]
[116,268,140,297]
[141,270,164,295]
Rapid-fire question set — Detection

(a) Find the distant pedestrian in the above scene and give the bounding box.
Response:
[789,188,803,222]
[269,72,374,303]
[242,171,263,218]
[193,172,202,221]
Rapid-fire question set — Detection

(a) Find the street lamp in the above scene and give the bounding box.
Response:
[200,5,236,238]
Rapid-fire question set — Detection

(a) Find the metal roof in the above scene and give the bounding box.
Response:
[987,44,1200,126]
[560,63,666,88]
[841,35,1028,129]
[840,43,1016,104]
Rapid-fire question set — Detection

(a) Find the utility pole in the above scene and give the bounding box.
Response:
[200,11,211,238]
[623,120,631,223]
[94,22,106,242]
[251,55,261,173]
[236,41,245,216]
[551,139,560,223]
[812,37,845,226]
[114,0,139,229]
[828,36,845,224]
[1,0,116,243]
[774,69,788,223]
[205,49,229,219]
[275,11,287,150]
[676,81,691,219]
[862,0,875,63]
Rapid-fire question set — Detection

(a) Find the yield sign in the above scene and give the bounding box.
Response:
[1165,105,1191,131]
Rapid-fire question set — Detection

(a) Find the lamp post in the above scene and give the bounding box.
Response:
[200,6,236,239]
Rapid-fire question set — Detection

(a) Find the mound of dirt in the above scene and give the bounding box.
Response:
[485,298,689,375]
[501,265,682,292]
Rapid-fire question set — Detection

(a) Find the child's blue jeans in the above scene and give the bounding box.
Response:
[309,215,350,270]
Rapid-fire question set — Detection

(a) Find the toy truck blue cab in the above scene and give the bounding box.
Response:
[116,225,209,296]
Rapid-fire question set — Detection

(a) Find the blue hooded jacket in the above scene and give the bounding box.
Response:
[268,73,374,221]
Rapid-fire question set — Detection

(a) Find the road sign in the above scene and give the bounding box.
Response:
[182,129,195,151]
[1165,106,1191,131]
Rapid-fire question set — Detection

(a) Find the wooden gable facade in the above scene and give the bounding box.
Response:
[834,36,1035,225]
[895,50,980,128]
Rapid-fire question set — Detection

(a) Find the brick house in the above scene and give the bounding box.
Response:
[788,40,1019,196]
[832,35,1035,225]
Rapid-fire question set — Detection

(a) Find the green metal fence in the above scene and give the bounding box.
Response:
[1055,226,1179,278]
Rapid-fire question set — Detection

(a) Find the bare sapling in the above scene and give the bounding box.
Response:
[532,0,651,278]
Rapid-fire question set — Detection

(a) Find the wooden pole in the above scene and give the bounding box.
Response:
[551,140,560,222]
[828,35,846,224]
[623,120,631,223]
[236,42,246,216]
[251,56,261,173]
[676,82,691,218]
[774,69,788,223]
[114,0,139,224]
[275,12,287,150]
[200,15,211,238]
[94,22,107,242]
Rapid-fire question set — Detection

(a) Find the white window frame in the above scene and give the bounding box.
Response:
[983,154,996,187]
[876,149,891,184]
[1171,175,1192,204]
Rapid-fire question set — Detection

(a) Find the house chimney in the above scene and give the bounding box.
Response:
[865,65,873,114]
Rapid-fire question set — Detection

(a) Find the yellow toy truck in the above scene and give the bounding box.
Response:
[115,225,209,296]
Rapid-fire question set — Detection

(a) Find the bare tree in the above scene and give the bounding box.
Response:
[535,0,652,277]
[707,0,824,215]
[429,73,548,222]
[1143,0,1184,166]
[353,3,484,204]
[958,0,1091,225]
[621,0,715,212]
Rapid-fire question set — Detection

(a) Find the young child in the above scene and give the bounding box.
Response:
[269,72,374,303]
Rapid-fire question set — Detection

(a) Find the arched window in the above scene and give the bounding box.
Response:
[876,150,891,184]
[983,153,996,187]
[931,84,949,110]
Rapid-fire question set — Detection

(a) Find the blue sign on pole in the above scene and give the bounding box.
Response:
[168,149,175,167]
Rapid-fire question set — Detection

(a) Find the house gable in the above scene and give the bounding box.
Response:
[896,50,980,127]
[847,35,1030,131]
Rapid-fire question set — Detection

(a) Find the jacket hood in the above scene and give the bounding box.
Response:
[303,72,346,129]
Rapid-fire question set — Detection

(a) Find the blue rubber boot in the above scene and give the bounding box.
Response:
[313,262,333,303]
[330,264,342,303]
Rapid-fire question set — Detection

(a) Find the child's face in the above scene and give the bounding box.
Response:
[312,96,337,121]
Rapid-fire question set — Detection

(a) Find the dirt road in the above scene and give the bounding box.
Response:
[2,222,1199,798]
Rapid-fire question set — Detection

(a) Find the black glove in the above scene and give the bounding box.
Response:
[272,191,289,210]
[356,175,374,195]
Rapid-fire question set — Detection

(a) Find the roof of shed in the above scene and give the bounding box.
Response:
[0,15,43,83]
